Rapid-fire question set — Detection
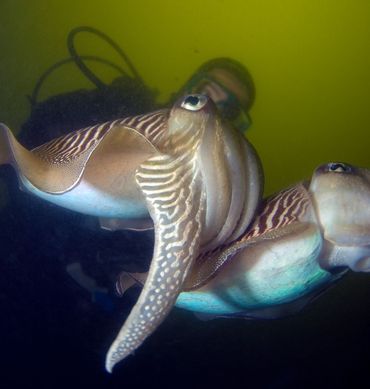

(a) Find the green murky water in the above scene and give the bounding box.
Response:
[1,0,370,194]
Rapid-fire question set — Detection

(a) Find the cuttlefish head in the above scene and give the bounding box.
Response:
[310,162,370,271]
[177,58,255,132]
[160,94,214,155]
[105,94,263,371]
[164,94,263,251]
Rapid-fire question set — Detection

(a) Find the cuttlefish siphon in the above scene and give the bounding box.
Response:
[0,94,263,372]
[118,162,370,345]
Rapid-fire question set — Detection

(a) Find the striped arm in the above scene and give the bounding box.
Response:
[105,151,205,372]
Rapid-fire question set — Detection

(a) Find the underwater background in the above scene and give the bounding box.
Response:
[0,1,370,388]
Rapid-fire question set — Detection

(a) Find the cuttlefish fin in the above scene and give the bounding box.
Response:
[184,222,318,291]
[0,122,95,193]
[0,122,156,194]
[0,123,54,186]
[105,153,205,372]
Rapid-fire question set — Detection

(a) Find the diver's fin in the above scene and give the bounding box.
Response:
[66,262,107,295]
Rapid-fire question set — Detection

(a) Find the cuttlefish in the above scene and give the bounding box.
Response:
[118,162,370,344]
[0,94,263,372]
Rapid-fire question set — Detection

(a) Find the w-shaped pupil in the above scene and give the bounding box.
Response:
[329,162,351,172]
[184,95,200,106]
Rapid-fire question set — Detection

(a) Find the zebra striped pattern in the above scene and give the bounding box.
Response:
[119,109,169,144]
[105,119,205,370]
[243,183,310,240]
[32,109,169,164]
[184,183,311,290]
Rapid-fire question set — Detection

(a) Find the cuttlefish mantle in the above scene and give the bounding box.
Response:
[0,94,263,372]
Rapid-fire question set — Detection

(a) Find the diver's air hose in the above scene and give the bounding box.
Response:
[67,26,143,88]
[28,26,142,106]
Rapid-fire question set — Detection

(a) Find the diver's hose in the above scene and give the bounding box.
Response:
[28,56,128,106]
[67,26,142,89]
[28,26,142,106]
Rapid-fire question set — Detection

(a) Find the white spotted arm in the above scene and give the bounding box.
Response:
[105,153,205,372]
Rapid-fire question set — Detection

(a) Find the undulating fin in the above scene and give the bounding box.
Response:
[1,121,157,194]
[1,121,108,193]
[105,150,205,372]
[196,291,317,320]
[99,217,153,231]
[0,123,68,191]
[222,276,344,320]
[184,183,313,290]
[0,123,13,165]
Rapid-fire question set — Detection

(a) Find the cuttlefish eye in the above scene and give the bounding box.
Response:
[181,94,209,111]
[327,162,352,173]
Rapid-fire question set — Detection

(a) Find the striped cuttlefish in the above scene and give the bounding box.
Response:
[0,94,263,372]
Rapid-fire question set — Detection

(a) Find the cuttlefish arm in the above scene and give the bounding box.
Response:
[105,96,209,372]
[105,152,205,371]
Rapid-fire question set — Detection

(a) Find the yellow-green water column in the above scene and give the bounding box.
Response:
[1,0,370,204]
